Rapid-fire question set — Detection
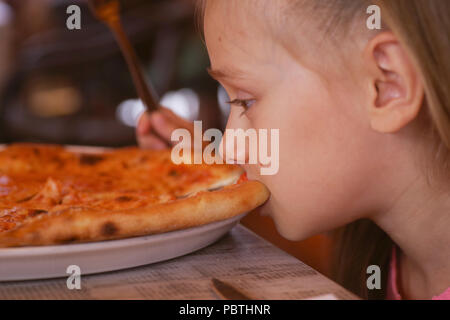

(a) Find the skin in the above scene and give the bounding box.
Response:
[137,0,450,299]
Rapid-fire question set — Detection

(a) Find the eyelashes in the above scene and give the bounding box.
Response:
[227,99,256,112]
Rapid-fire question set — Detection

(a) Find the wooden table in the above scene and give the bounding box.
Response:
[0,225,358,300]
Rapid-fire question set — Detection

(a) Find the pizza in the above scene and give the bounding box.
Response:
[0,143,270,247]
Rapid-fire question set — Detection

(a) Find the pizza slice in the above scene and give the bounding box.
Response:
[0,144,270,247]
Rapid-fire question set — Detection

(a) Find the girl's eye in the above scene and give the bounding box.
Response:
[227,99,256,110]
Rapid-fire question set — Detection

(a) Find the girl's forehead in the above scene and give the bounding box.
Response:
[204,1,281,69]
[204,0,267,14]
[203,0,280,46]
[204,0,279,31]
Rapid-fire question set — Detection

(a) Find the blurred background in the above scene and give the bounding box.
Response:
[0,0,332,277]
[0,0,227,146]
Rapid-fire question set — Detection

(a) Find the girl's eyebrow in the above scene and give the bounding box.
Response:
[207,67,247,81]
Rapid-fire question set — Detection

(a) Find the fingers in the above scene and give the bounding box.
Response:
[149,112,180,144]
[136,107,195,150]
[160,108,195,134]
[136,133,168,150]
[137,111,152,135]
[137,111,168,150]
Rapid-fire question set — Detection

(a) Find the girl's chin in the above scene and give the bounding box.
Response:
[258,200,272,217]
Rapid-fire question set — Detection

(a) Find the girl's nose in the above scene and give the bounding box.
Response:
[219,107,250,164]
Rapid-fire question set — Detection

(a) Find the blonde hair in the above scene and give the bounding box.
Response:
[321,0,450,299]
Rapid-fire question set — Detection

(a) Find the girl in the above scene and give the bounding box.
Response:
[137,0,450,300]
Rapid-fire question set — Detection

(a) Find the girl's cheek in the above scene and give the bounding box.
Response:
[241,164,260,182]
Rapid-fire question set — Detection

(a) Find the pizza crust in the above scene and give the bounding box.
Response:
[0,180,270,247]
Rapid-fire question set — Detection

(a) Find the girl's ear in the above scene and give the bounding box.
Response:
[364,32,424,133]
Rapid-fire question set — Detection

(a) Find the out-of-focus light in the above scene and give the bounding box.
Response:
[116,99,146,127]
[116,88,200,127]
[160,88,200,121]
[0,1,12,26]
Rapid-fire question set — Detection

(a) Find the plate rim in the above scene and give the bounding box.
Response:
[0,213,246,257]
[0,143,111,153]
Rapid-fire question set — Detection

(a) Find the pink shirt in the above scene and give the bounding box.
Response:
[386,246,450,300]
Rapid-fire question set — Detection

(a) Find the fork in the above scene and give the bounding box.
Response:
[87,0,159,111]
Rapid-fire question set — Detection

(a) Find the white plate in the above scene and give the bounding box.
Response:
[0,213,246,281]
[0,145,246,281]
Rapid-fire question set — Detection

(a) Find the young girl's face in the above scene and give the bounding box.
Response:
[204,1,387,240]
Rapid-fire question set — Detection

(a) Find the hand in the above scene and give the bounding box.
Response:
[136,107,194,150]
